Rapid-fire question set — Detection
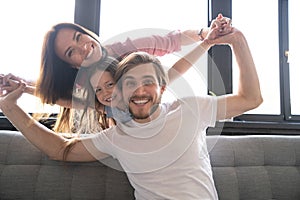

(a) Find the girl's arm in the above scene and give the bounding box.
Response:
[0,75,86,109]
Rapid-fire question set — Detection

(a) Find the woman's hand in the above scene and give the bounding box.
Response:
[212,13,232,34]
[202,14,247,47]
[209,14,233,38]
[201,13,232,40]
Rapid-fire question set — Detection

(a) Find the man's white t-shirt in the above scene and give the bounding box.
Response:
[83,96,218,200]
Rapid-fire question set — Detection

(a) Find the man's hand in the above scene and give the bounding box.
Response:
[201,13,232,40]
[205,14,234,45]
[207,27,243,46]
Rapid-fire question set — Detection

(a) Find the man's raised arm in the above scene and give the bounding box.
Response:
[215,28,263,120]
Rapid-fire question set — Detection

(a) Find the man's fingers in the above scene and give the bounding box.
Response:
[218,27,233,35]
[217,13,223,19]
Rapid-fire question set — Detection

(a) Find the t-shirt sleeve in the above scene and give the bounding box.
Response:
[195,96,218,128]
[205,96,218,127]
[81,128,117,160]
[179,96,218,128]
[105,30,181,58]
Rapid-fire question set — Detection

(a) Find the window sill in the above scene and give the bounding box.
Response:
[1,115,300,135]
[0,115,56,131]
[207,121,300,135]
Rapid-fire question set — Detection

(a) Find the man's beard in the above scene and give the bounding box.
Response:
[129,104,159,120]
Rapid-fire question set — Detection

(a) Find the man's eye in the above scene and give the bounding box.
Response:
[143,80,154,86]
[126,81,136,88]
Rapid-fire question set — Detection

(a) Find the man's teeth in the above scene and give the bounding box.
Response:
[133,99,149,104]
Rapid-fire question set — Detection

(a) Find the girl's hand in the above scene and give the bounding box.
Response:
[0,77,21,95]
[0,80,25,107]
[1,74,35,96]
[0,73,34,87]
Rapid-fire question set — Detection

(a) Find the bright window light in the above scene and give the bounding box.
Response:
[0,0,75,113]
[289,0,300,115]
[100,0,208,102]
[232,0,280,114]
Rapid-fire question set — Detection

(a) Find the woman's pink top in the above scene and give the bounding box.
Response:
[105,30,181,58]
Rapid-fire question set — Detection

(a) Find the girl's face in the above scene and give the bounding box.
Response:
[54,28,103,69]
[90,69,122,108]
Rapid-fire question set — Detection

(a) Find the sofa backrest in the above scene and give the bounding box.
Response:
[1,130,300,199]
[208,135,300,200]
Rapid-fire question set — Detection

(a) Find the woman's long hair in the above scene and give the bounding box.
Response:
[35,23,105,135]
[35,22,101,105]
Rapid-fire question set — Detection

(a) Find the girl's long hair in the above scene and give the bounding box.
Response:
[80,56,119,130]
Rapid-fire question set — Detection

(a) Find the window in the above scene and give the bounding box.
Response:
[0,0,75,113]
[289,0,300,116]
[1,0,299,132]
[229,0,300,124]
[232,0,280,115]
[100,0,208,101]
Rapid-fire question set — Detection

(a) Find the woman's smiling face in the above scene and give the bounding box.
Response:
[54,28,103,69]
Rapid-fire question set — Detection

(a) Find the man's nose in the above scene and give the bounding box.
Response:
[133,85,146,95]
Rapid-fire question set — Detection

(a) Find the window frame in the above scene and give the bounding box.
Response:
[74,0,101,35]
